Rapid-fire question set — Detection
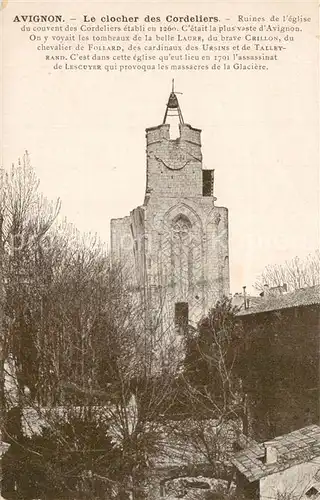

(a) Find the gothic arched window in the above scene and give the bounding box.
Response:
[172,216,191,243]
[171,215,193,297]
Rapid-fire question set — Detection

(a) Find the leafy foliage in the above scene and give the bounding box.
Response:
[182,297,243,419]
[237,306,319,440]
[3,411,119,499]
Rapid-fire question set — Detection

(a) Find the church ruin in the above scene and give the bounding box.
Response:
[111,85,229,337]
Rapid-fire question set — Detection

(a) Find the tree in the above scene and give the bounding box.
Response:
[0,152,60,393]
[0,152,182,500]
[3,407,119,500]
[11,270,179,500]
[254,251,320,292]
[164,298,245,475]
[236,304,319,441]
[0,194,178,499]
[182,298,244,420]
[63,276,179,500]
[0,152,60,497]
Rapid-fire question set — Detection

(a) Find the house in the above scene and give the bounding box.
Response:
[237,284,320,316]
[232,424,320,500]
[235,285,320,440]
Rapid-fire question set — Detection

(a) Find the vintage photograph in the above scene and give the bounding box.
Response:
[1,1,319,499]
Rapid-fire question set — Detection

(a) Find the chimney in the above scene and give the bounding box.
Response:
[283,283,288,292]
[264,443,277,464]
[243,286,247,309]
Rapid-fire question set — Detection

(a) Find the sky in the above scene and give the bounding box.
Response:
[1,0,319,294]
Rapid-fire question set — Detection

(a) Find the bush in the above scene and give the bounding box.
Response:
[2,412,120,499]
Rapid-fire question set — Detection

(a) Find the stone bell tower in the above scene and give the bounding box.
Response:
[111,83,229,336]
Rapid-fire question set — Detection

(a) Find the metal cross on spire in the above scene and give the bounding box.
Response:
[163,79,184,125]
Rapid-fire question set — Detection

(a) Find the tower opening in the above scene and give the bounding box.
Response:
[202,170,213,196]
[163,80,184,139]
[167,116,180,140]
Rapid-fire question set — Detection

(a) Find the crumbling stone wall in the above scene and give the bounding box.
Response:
[111,118,229,338]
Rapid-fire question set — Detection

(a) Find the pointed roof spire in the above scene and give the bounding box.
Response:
[163,79,184,125]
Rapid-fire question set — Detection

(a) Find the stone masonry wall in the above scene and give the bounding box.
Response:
[146,123,203,198]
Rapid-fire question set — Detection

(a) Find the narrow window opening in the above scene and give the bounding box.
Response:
[175,302,188,335]
[202,170,213,196]
[167,116,180,140]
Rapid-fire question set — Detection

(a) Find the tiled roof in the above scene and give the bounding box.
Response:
[237,285,320,316]
[231,425,320,483]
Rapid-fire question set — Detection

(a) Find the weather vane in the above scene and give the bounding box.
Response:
[171,78,182,95]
